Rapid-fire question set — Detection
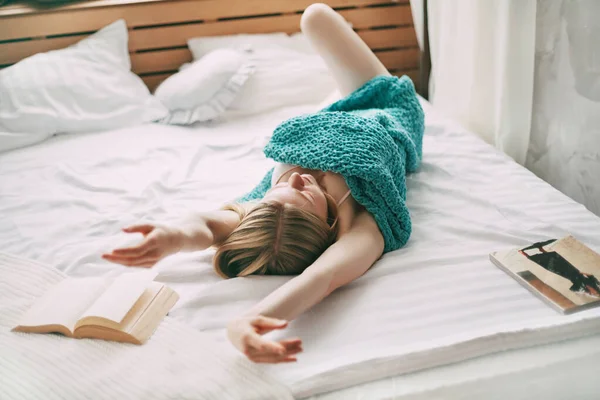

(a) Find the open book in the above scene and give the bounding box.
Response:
[12,271,179,344]
[490,235,600,314]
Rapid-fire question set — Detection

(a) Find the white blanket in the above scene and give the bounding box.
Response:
[1,101,600,398]
[0,252,292,400]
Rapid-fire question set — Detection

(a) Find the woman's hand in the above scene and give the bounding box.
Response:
[227,316,303,364]
[102,224,184,268]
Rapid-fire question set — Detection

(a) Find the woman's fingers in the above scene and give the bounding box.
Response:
[278,345,302,357]
[119,257,159,268]
[102,253,132,262]
[246,333,286,356]
[102,253,158,267]
[128,262,156,268]
[279,338,302,347]
[249,318,303,353]
[244,334,303,363]
[126,254,160,267]
[102,252,152,263]
[102,253,134,265]
[123,224,155,235]
[111,225,156,256]
[246,338,299,363]
[111,240,152,256]
[230,316,303,364]
[248,341,301,363]
[104,247,158,260]
[279,338,303,354]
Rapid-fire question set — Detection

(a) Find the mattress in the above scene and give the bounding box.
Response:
[306,101,600,400]
[2,98,600,399]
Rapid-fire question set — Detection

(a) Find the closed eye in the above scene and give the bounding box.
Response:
[296,189,314,202]
[316,176,328,192]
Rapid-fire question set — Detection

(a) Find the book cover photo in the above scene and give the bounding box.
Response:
[490,235,600,314]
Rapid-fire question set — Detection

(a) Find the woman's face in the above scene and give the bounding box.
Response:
[262,172,329,222]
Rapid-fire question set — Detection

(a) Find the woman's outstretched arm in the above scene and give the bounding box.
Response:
[227,212,384,363]
[103,210,240,267]
[228,6,388,361]
[249,213,383,318]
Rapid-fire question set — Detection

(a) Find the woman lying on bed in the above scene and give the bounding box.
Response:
[103,3,424,364]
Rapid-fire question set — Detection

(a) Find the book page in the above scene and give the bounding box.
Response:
[80,270,158,325]
[127,283,179,343]
[17,276,111,332]
[120,281,164,333]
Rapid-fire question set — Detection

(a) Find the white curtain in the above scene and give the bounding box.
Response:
[413,0,600,215]
[425,0,537,165]
[409,0,424,52]
[525,0,600,215]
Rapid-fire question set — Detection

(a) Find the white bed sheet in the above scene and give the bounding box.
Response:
[305,102,600,400]
[2,99,600,399]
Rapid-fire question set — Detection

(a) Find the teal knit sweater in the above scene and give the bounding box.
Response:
[239,75,424,253]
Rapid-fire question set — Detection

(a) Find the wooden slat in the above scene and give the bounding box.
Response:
[392,68,420,91]
[359,27,417,50]
[340,5,413,29]
[0,0,408,41]
[377,48,420,70]
[0,37,79,65]
[141,72,171,92]
[131,49,192,74]
[407,69,419,85]
[393,68,419,83]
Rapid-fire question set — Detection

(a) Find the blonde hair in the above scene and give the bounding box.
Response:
[213,194,339,278]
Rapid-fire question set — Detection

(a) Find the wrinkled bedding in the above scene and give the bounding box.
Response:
[2,99,600,399]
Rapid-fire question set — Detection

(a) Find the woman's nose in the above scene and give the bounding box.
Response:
[289,172,305,189]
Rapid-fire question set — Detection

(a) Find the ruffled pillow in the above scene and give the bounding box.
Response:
[154,48,255,125]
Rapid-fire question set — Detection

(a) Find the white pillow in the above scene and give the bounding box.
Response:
[154,48,255,125]
[187,33,337,117]
[288,32,319,54]
[187,33,295,55]
[0,127,51,154]
[0,19,167,151]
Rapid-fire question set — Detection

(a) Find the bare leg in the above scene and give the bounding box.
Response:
[301,3,391,97]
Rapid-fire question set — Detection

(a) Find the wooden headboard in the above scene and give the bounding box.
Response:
[0,0,422,93]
